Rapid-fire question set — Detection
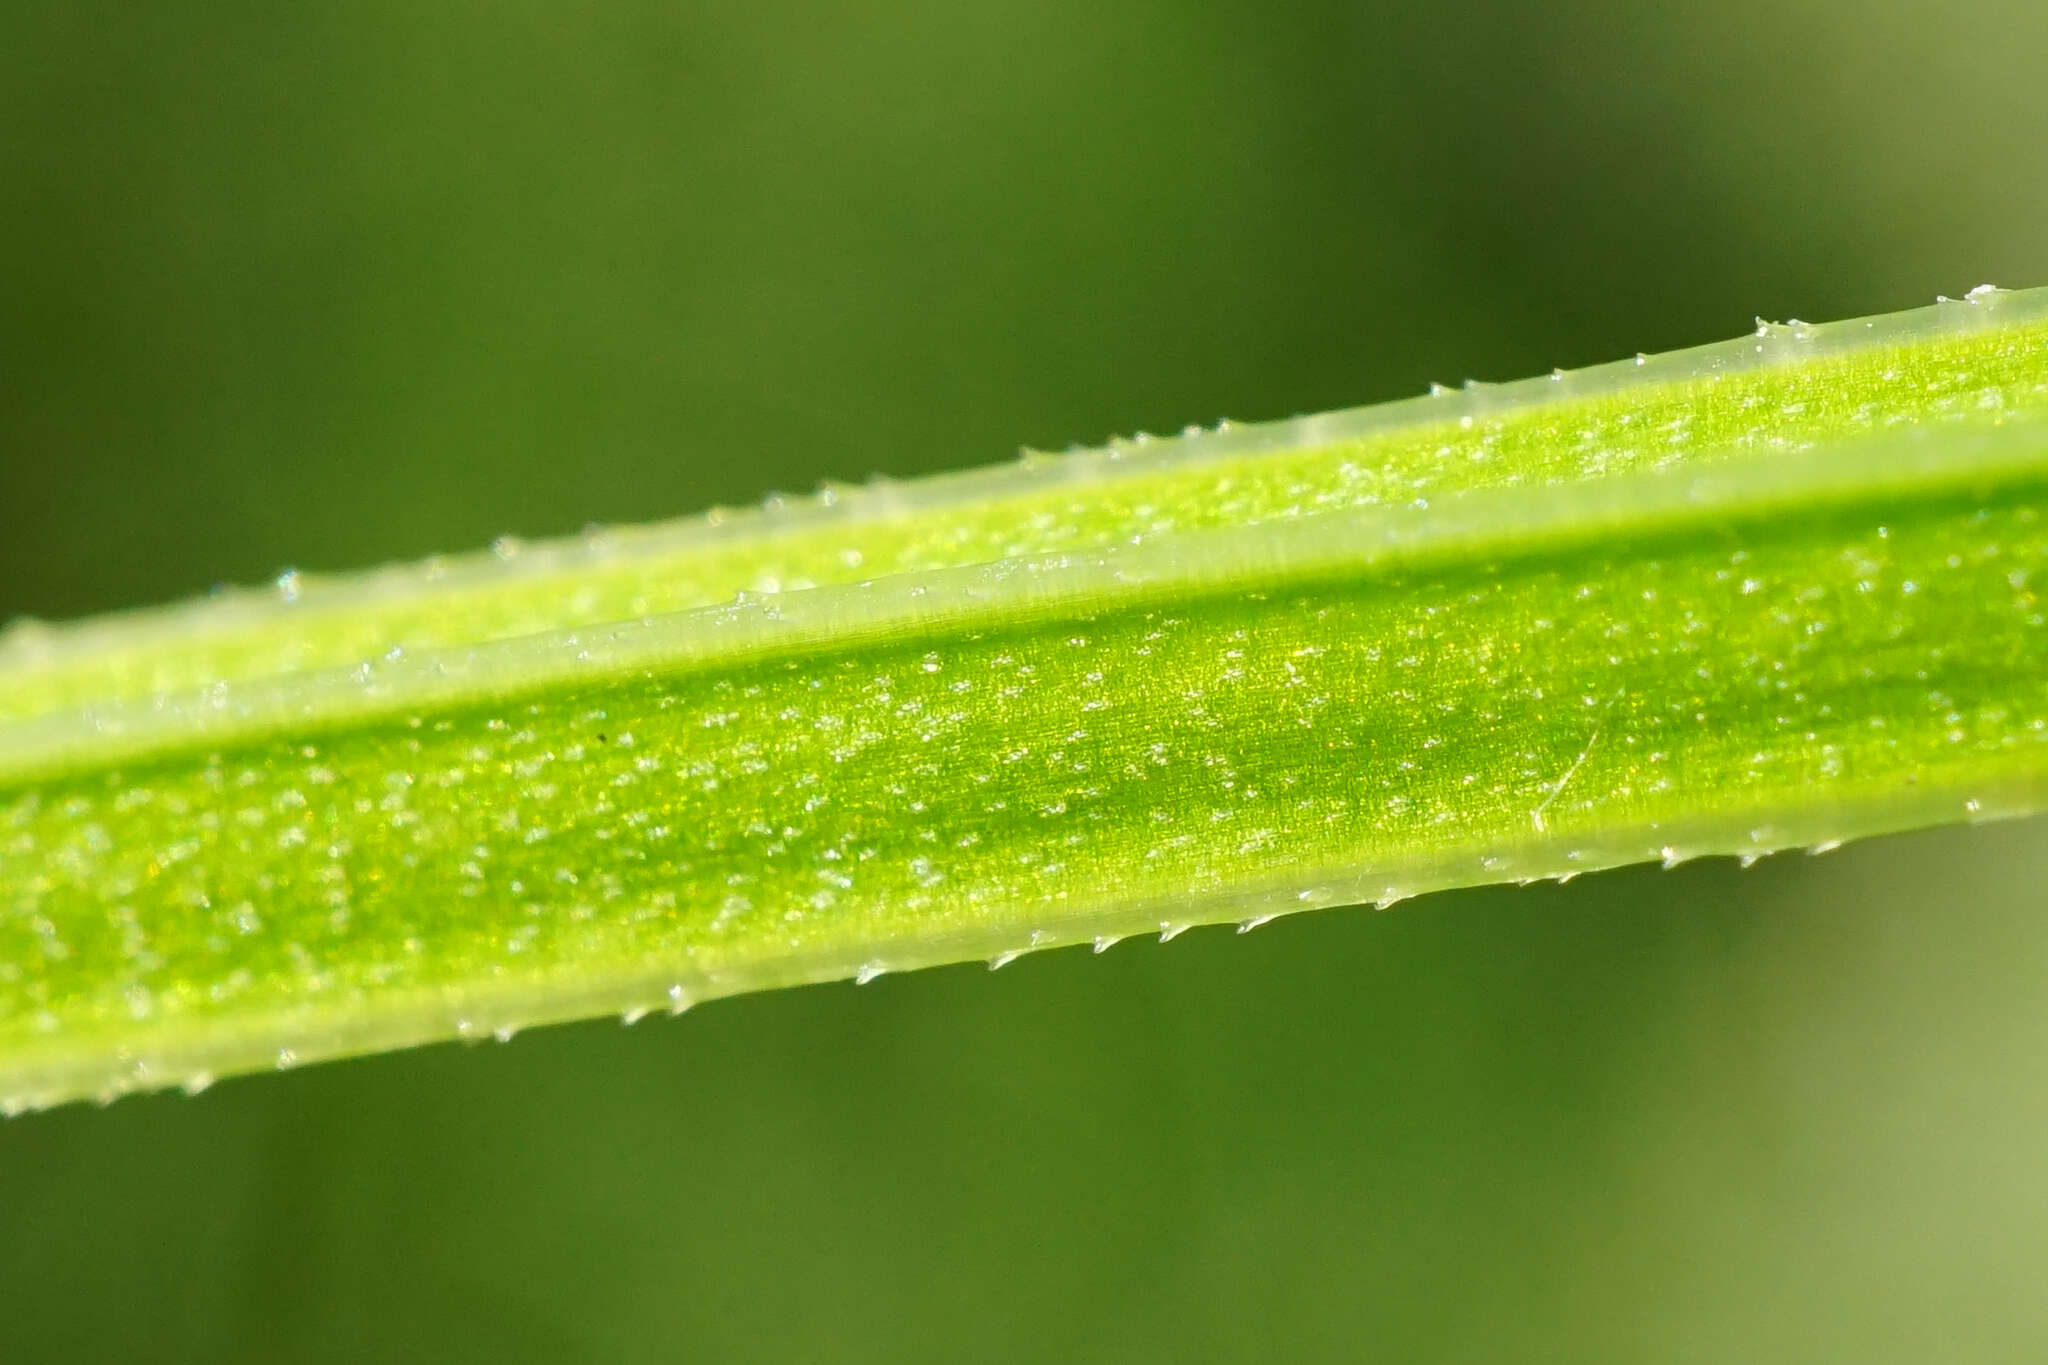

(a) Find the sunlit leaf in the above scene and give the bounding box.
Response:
[6,288,2048,1110]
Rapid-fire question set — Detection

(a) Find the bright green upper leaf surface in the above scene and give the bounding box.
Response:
[4,288,2048,1110]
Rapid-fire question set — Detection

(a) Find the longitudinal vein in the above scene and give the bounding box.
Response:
[5,288,2048,1110]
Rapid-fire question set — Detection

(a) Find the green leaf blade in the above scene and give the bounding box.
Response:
[6,289,2048,1110]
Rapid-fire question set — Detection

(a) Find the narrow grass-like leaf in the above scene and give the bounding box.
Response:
[6,288,2048,1110]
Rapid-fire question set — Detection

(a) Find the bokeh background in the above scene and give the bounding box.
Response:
[4,1,2047,1359]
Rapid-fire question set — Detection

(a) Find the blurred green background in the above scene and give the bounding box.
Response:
[4,1,2047,1359]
